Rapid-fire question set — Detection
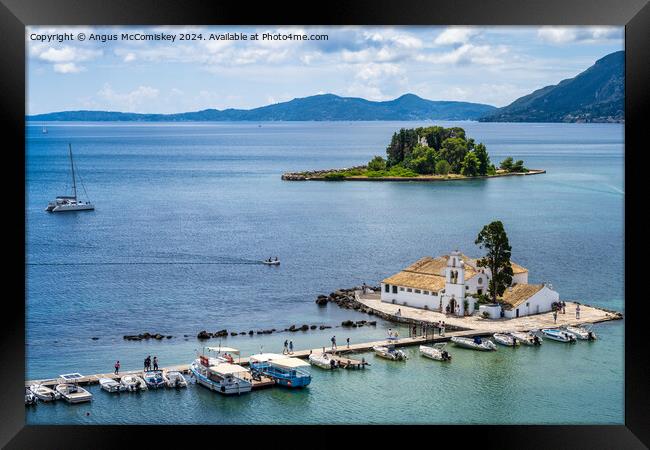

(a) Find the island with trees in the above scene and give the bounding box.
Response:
[282,125,543,181]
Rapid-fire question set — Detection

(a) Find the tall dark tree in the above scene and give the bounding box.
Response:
[474,143,490,175]
[386,128,419,167]
[475,221,514,303]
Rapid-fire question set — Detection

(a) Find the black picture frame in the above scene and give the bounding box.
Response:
[2,0,648,447]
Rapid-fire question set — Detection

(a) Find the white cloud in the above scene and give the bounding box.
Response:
[123,52,136,62]
[537,26,622,44]
[434,27,478,45]
[53,62,83,73]
[96,84,159,112]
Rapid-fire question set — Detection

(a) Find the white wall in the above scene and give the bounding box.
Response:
[503,285,559,318]
[513,272,529,285]
[380,283,440,310]
[479,304,502,319]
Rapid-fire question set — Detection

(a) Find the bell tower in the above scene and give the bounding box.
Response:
[444,250,467,315]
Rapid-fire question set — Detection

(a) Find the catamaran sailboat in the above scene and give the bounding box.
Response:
[46,144,94,213]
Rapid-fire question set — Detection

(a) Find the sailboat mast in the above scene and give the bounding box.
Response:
[69,143,77,200]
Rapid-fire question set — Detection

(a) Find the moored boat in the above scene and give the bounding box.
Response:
[510,331,542,346]
[45,144,94,212]
[190,358,253,395]
[493,333,519,347]
[373,344,407,361]
[308,352,337,369]
[143,370,166,389]
[165,370,188,388]
[419,343,451,361]
[29,384,61,402]
[55,383,93,403]
[451,336,497,351]
[120,375,147,391]
[564,325,597,340]
[25,388,38,406]
[99,378,123,393]
[541,328,576,343]
[249,354,311,388]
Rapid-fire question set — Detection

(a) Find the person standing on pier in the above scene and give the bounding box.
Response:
[553,311,558,324]
[576,303,581,319]
[441,322,445,337]
[289,341,294,354]
[114,360,120,375]
[346,337,350,348]
[331,336,337,351]
[153,356,159,371]
[144,356,151,371]
[283,340,289,354]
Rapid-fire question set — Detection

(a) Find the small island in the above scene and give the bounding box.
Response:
[282,125,544,181]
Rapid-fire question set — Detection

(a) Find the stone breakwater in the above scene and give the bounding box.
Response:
[281,165,367,181]
[316,287,468,331]
[123,332,174,341]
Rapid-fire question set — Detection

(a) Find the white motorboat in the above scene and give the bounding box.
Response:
[308,352,337,369]
[493,333,519,347]
[29,384,60,402]
[373,345,407,361]
[99,377,124,393]
[55,383,93,403]
[143,370,166,389]
[262,259,280,265]
[541,328,576,343]
[120,375,147,391]
[45,143,94,212]
[419,343,452,361]
[451,336,497,351]
[190,358,253,395]
[565,325,597,341]
[510,331,542,346]
[165,370,188,388]
[25,388,38,406]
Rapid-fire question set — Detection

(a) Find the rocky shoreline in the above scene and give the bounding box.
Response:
[282,168,545,182]
[281,165,367,181]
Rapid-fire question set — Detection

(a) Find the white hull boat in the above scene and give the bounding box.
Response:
[510,331,542,346]
[143,370,166,389]
[565,325,597,340]
[190,360,253,395]
[25,388,38,406]
[45,144,94,213]
[165,371,188,388]
[120,375,147,391]
[451,336,497,351]
[262,260,280,265]
[373,345,407,361]
[29,384,61,402]
[99,377,124,393]
[493,333,519,347]
[308,352,336,369]
[419,344,452,361]
[56,383,93,403]
[541,328,576,343]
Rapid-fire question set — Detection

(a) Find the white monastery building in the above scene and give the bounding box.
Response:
[380,250,559,319]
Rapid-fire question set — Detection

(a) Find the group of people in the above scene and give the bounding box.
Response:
[282,340,294,354]
[143,355,159,372]
[266,256,279,263]
[552,302,581,323]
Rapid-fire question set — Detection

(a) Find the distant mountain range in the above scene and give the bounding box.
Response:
[27,94,496,122]
[480,51,624,123]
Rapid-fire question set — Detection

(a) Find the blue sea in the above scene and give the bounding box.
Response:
[25,121,624,424]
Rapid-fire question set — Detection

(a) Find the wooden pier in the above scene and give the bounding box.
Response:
[25,330,482,388]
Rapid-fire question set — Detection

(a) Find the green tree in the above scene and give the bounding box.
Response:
[386,128,419,167]
[475,221,514,304]
[460,151,480,176]
[367,155,387,171]
[511,159,527,173]
[435,159,451,175]
[500,157,514,172]
[474,143,490,175]
[406,145,438,174]
[439,137,468,173]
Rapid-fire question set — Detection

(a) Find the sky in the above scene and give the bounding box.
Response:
[26,26,624,115]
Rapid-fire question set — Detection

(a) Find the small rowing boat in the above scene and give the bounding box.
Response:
[493,333,519,347]
[165,370,188,388]
[451,336,497,351]
[99,377,124,393]
[419,343,451,361]
[308,352,337,369]
[120,374,147,391]
[541,328,576,343]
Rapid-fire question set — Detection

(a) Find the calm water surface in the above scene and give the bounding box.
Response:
[25,121,624,424]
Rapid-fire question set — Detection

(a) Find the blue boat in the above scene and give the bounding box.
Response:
[249,353,311,388]
[143,370,166,388]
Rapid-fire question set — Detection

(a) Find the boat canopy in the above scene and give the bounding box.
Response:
[59,373,83,380]
[206,346,240,354]
[249,353,285,362]
[210,363,248,375]
[269,358,310,369]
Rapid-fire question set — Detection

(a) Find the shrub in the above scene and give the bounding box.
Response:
[367,155,387,171]
[500,157,514,171]
[435,160,451,175]
[324,172,346,181]
[482,311,490,319]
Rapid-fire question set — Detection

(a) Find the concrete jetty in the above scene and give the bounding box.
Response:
[25,330,481,388]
